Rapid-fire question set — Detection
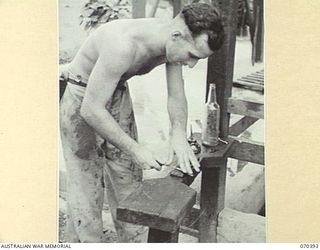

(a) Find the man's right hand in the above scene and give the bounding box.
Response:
[130,145,162,171]
[59,64,69,81]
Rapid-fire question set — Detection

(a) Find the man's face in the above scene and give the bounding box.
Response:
[166,31,213,68]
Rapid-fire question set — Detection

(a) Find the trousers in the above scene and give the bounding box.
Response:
[60,81,147,242]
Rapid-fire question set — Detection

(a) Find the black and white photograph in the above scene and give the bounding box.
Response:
[58,0,265,243]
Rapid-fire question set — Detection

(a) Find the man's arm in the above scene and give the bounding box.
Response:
[80,42,161,170]
[166,63,200,175]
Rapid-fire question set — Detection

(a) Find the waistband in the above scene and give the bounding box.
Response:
[67,77,127,91]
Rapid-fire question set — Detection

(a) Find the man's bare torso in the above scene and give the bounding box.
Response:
[68,18,168,83]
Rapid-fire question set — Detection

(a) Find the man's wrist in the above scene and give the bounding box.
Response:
[171,128,187,138]
[128,141,141,156]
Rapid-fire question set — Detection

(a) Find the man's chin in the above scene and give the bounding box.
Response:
[166,54,178,63]
[166,57,182,65]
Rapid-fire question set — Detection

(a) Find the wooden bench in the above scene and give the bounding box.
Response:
[117,176,197,243]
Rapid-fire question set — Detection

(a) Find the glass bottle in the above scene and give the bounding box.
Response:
[202,83,220,146]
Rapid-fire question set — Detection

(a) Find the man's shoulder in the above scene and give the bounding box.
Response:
[91,21,137,55]
[93,18,135,35]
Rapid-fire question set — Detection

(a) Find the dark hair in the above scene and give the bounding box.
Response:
[181,3,225,51]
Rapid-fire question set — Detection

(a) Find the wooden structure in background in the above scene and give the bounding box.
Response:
[117,0,265,243]
[252,0,264,63]
[132,0,146,18]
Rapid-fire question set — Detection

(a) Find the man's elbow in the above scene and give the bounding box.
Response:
[80,103,96,123]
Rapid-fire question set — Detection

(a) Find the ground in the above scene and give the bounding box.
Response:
[59,0,264,243]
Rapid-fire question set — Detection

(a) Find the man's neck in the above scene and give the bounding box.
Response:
[145,16,187,57]
[131,18,173,57]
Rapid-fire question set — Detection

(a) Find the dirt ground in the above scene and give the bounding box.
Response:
[59,0,264,243]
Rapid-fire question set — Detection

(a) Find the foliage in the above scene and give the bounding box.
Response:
[79,0,131,32]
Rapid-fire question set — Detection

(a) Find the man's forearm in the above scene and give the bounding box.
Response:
[167,96,188,137]
[80,105,139,155]
[165,63,188,137]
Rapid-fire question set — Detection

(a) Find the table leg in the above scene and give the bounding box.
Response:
[199,158,227,242]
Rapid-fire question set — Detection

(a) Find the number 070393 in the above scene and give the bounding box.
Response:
[300,244,319,248]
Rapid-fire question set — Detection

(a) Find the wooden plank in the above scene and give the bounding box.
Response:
[148,228,179,243]
[132,0,146,18]
[239,79,263,87]
[117,177,196,232]
[239,78,262,84]
[228,136,265,165]
[237,78,263,84]
[233,80,264,92]
[232,86,264,104]
[228,97,264,119]
[229,116,259,136]
[242,75,264,82]
[246,74,264,82]
[251,74,264,79]
[246,72,264,78]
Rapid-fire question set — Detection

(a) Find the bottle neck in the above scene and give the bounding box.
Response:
[207,84,217,104]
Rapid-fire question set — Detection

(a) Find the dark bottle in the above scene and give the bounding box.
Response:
[202,83,220,146]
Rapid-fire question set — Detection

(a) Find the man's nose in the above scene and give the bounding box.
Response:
[188,59,198,68]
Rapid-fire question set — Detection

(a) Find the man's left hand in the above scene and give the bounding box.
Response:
[166,133,200,176]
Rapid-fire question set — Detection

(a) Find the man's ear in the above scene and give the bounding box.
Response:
[171,31,182,41]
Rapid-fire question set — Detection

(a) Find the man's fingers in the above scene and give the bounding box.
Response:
[178,155,193,176]
[178,158,187,173]
[166,154,178,167]
[189,153,200,172]
[166,149,174,165]
[143,163,161,171]
[183,155,193,176]
[192,161,200,172]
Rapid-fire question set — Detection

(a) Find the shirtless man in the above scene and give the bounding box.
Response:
[60,3,224,243]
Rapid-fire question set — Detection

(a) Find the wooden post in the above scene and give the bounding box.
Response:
[173,0,189,17]
[173,0,182,17]
[252,0,264,64]
[199,0,238,243]
[132,0,146,18]
[206,0,238,139]
[199,158,227,242]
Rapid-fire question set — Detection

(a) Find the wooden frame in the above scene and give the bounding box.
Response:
[228,97,264,119]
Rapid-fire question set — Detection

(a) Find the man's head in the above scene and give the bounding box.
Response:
[165,3,224,68]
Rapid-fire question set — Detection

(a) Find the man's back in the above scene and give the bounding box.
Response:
[68,18,169,83]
